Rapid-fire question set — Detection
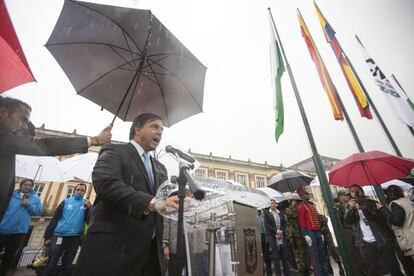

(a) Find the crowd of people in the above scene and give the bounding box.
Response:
[257,183,414,276]
[0,96,180,275]
[1,94,414,276]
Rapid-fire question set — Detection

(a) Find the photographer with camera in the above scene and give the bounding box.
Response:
[0,178,42,275]
[377,185,414,275]
[344,184,402,276]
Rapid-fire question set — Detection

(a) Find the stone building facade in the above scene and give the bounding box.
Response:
[18,127,339,248]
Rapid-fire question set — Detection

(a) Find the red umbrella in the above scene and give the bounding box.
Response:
[0,0,35,93]
[329,151,414,188]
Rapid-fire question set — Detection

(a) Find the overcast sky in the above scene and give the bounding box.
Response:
[4,0,414,168]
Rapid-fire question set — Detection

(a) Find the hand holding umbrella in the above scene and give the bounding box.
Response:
[90,124,112,146]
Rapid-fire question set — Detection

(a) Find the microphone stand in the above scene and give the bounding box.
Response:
[174,156,195,276]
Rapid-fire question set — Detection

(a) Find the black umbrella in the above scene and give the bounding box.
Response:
[267,170,313,193]
[46,0,207,127]
[399,175,414,185]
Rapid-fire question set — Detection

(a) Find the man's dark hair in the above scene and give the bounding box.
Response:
[76,183,87,190]
[19,178,34,187]
[385,185,404,202]
[129,113,162,140]
[0,96,32,113]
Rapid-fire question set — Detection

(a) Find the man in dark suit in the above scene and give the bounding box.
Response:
[74,113,179,276]
[264,199,291,276]
[0,96,112,220]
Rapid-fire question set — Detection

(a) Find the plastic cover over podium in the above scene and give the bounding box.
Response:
[156,177,268,276]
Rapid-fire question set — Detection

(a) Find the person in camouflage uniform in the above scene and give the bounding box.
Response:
[319,214,345,276]
[284,200,310,276]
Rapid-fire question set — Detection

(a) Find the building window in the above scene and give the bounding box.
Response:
[66,185,76,198]
[235,173,248,186]
[33,183,45,197]
[255,176,266,188]
[215,170,228,180]
[194,168,207,178]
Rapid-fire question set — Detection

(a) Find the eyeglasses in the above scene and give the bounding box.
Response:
[75,189,86,192]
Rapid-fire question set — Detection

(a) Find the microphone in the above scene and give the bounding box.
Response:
[165,145,204,200]
[165,145,195,163]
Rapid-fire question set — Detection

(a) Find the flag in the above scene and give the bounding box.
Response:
[269,16,285,142]
[314,2,372,119]
[356,36,414,127]
[297,10,343,120]
[390,75,414,110]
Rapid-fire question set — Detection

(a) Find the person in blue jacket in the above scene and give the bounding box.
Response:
[41,183,91,276]
[0,178,42,275]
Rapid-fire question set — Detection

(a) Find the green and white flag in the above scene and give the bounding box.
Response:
[269,17,285,142]
[356,35,414,127]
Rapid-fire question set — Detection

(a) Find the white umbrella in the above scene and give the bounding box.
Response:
[310,171,330,186]
[59,152,98,182]
[16,155,64,182]
[381,179,412,191]
[257,187,287,202]
[363,179,412,197]
[156,149,199,178]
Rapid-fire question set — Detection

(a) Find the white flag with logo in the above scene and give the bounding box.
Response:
[356,35,414,127]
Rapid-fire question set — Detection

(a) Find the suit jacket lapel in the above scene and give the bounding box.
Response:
[126,143,154,194]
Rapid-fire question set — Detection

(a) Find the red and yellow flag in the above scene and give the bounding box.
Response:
[297,10,343,120]
[314,2,372,119]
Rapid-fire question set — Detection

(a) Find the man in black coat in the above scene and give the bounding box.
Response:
[264,199,290,276]
[0,96,112,220]
[74,113,179,276]
[344,184,403,276]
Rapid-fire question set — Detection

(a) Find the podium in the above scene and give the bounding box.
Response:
[184,200,263,276]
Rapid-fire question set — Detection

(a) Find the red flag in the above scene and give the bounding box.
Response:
[297,10,343,120]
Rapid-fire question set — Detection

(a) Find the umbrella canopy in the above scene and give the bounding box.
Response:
[15,155,64,182]
[59,152,99,182]
[46,0,206,127]
[267,170,313,193]
[226,181,270,209]
[329,151,414,187]
[257,187,287,202]
[0,0,35,93]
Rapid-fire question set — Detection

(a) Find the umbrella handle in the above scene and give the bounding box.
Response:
[111,115,117,126]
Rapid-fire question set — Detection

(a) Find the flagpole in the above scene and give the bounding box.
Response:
[268,8,352,276]
[305,8,387,204]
